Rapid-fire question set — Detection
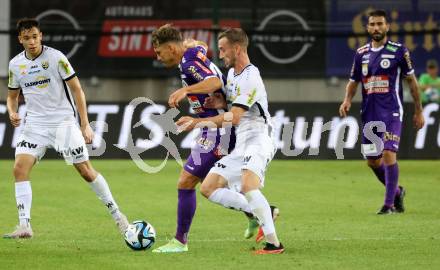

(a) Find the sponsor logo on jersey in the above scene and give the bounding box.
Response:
[196,137,214,150]
[28,70,41,75]
[57,146,84,157]
[362,54,370,60]
[24,76,51,89]
[384,131,400,143]
[194,61,212,75]
[247,88,257,105]
[381,54,395,59]
[30,65,38,69]
[187,95,204,113]
[58,59,71,75]
[363,75,389,94]
[380,59,391,69]
[19,64,27,75]
[362,63,368,76]
[16,140,38,149]
[187,65,204,81]
[403,51,413,70]
[8,69,14,86]
[385,44,398,52]
[42,61,49,69]
[216,162,226,168]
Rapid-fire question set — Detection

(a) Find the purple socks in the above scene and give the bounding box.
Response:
[384,163,399,207]
[372,163,386,185]
[175,189,196,244]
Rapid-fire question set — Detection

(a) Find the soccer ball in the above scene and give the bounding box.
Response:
[124,220,156,251]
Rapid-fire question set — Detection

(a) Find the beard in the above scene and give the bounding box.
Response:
[371,32,386,42]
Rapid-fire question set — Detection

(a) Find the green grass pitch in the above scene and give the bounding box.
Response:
[0,160,439,269]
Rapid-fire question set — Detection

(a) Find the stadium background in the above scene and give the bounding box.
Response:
[0,0,439,160]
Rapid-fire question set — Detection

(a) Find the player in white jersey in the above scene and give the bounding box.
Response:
[4,18,129,239]
[177,28,283,254]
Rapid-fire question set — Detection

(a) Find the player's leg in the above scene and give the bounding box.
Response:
[175,169,199,245]
[4,127,47,239]
[73,160,129,233]
[55,123,128,233]
[152,169,199,253]
[152,154,202,253]
[241,169,283,254]
[377,118,404,214]
[367,157,385,185]
[3,154,36,239]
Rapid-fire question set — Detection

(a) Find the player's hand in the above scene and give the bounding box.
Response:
[413,111,425,130]
[204,93,226,109]
[339,101,351,118]
[168,88,188,108]
[176,116,197,132]
[9,112,21,127]
[81,124,95,144]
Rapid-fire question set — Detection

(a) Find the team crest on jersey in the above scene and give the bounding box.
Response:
[380,59,391,69]
[41,61,49,70]
[19,64,27,75]
[362,63,368,76]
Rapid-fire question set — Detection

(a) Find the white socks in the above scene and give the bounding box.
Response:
[245,189,280,247]
[89,174,121,220]
[208,188,252,214]
[15,181,32,227]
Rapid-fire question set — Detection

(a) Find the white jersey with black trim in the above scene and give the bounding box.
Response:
[226,64,273,140]
[8,46,77,126]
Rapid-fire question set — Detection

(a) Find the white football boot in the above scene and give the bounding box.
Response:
[3,224,33,239]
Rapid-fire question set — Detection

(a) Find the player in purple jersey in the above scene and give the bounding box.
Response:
[339,10,425,214]
[151,24,266,253]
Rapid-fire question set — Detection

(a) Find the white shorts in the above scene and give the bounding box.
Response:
[15,123,89,164]
[208,131,276,192]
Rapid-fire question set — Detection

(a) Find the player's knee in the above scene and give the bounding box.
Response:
[177,171,200,189]
[13,162,28,180]
[78,167,97,182]
[367,159,381,169]
[200,182,214,198]
[383,151,397,165]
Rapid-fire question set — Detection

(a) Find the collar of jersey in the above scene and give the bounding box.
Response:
[234,64,253,77]
[25,45,44,61]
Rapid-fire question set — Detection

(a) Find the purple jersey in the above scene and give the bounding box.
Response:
[350,40,414,122]
[179,46,226,118]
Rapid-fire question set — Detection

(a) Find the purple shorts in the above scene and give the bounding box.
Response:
[361,114,402,159]
[184,127,235,179]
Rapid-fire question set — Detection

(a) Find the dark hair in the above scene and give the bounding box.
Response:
[427,59,438,69]
[151,24,183,47]
[16,18,40,34]
[368,9,389,22]
[218,28,249,48]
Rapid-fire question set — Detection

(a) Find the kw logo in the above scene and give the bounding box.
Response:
[244,156,252,163]
[57,146,84,157]
[216,163,226,168]
[17,203,25,210]
[106,202,114,209]
[17,140,37,149]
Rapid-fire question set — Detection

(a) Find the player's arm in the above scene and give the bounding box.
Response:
[66,77,94,143]
[6,90,21,127]
[176,106,245,132]
[7,65,22,127]
[340,52,361,118]
[405,74,425,130]
[339,80,359,117]
[168,77,222,108]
